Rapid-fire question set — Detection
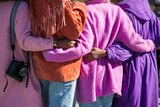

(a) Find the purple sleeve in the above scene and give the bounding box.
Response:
[107,42,132,62]
[116,7,155,52]
[43,16,94,62]
[15,2,53,51]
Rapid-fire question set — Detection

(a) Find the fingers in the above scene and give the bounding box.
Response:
[84,53,94,61]
[70,41,76,44]
[68,41,76,46]
[55,38,77,49]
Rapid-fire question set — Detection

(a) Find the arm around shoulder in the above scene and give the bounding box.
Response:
[116,7,155,52]
[15,2,53,51]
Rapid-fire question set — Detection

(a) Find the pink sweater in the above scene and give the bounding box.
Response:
[0,1,53,107]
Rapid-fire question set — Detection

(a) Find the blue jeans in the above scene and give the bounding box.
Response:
[79,94,114,107]
[40,80,77,107]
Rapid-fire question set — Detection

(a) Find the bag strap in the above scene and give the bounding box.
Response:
[10,0,30,86]
[10,0,23,60]
[3,0,27,92]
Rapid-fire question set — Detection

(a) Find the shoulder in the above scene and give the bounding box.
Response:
[17,1,28,12]
[15,1,29,19]
[15,1,30,24]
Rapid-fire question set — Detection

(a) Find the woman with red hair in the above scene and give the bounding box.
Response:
[28,0,87,107]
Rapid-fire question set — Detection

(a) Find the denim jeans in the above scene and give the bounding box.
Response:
[79,94,114,107]
[40,80,77,107]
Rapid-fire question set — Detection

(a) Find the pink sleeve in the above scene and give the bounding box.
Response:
[43,17,94,62]
[15,2,53,51]
[116,7,154,52]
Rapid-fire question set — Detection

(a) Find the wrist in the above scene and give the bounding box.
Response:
[53,40,58,48]
[100,50,107,58]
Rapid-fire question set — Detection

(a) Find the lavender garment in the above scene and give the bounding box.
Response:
[0,1,53,107]
[108,0,160,107]
[107,42,132,62]
[42,0,155,103]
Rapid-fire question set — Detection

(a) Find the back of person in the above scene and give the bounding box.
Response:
[29,0,86,82]
[0,1,55,107]
[28,0,87,107]
[0,2,43,107]
[112,0,160,107]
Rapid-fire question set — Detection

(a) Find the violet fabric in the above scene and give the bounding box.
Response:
[106,42,132,62]
[118,0,152,22]
[43,0,155,103]
[0,1,53,107]
[109,0,160,107]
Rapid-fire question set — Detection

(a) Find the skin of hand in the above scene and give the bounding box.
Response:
[84,47,107,61]
[56,38,77,49]
[111,0,122,3]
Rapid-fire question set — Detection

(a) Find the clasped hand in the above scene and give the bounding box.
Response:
[55,38,77,49]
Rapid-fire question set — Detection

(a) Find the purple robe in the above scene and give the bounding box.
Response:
[108,0,160,107]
